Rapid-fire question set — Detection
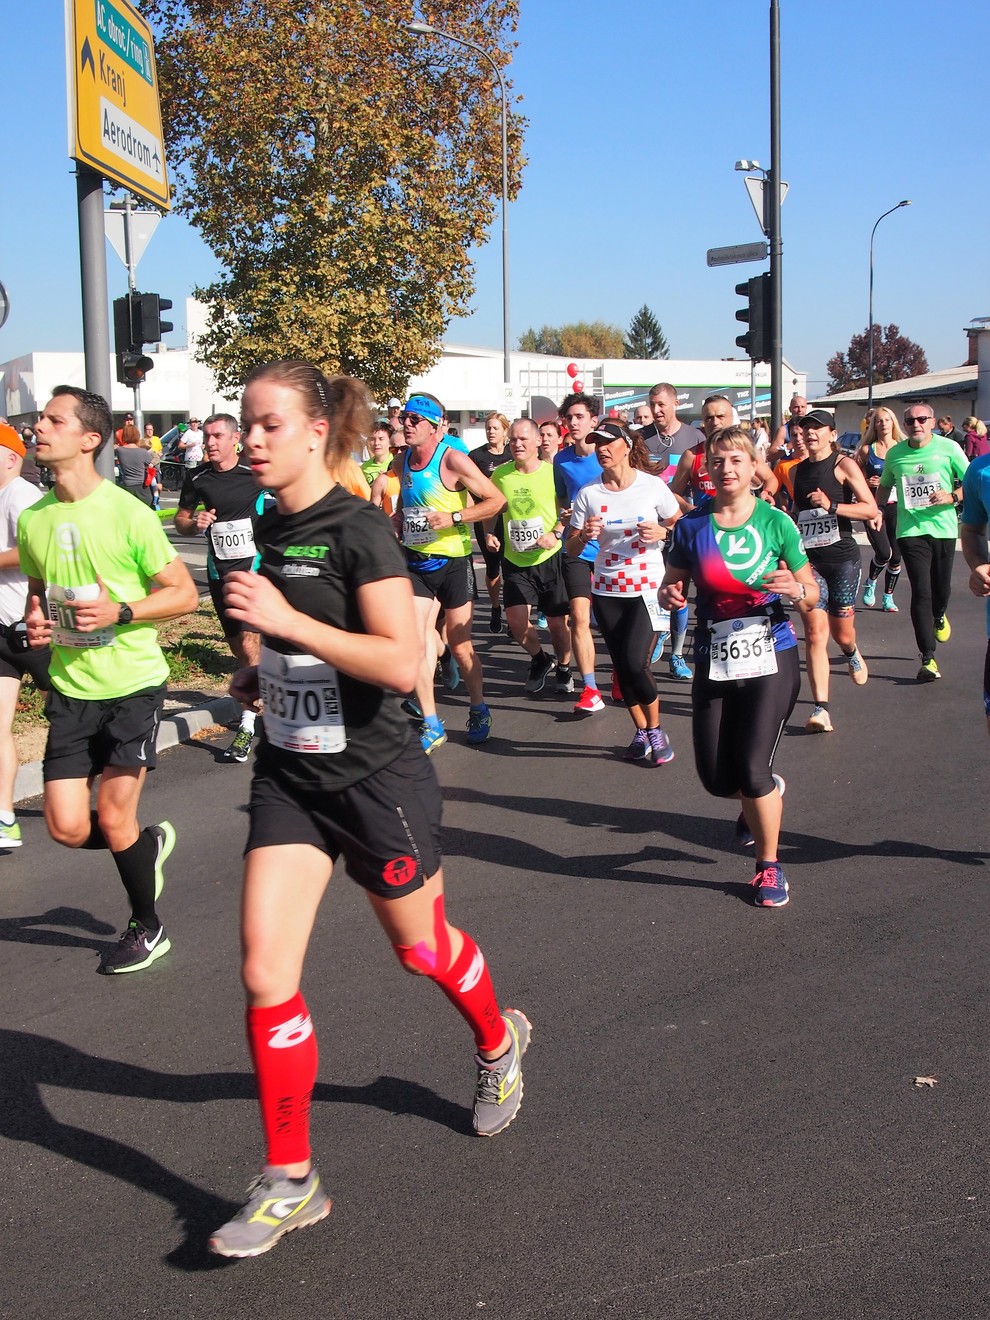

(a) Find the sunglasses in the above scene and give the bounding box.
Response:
[400,411,434,426]
[905,414,931,423]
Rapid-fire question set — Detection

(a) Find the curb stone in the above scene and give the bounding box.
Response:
[14,694,240,805]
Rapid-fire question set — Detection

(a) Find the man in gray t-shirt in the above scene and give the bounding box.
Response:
[637,382,704,473]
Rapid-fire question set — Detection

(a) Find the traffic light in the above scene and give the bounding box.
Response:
[113,292,173,385]
[735,273,772,362]
[119,351,155,385]
[132,292,173,344]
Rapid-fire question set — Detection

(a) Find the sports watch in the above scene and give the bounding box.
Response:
[117,603,134,625]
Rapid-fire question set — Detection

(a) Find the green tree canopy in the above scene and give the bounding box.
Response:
[144,1,525,399]
[624,305,669,359]
[517,321,625,358]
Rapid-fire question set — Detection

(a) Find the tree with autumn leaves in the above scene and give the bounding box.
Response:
[143,1,524,400]
[827,324,928,393]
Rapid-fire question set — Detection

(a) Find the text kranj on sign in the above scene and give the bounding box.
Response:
[66,0,171,209]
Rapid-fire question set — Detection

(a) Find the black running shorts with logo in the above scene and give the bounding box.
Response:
[406,553,473,610]
[0,630,51,687]
[209,574,254,641]
[562,555,593,601]
[246,739,443,898]
[43,683,166,782]
[502,555,569,616]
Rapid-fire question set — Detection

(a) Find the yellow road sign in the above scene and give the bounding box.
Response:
[66,0,171,209]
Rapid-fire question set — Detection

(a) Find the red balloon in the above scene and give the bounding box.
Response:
[572,379,583,392]
[566,362,579,378]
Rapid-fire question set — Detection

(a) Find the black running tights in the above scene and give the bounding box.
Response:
[594,594,658,708]
[692,644,800,799]
[898,534,955,660]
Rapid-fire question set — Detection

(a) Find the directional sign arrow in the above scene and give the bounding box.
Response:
[80,35,95,79]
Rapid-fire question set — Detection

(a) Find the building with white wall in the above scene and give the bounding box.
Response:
[2,299,807,447]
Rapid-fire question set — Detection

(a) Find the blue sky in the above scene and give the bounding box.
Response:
[2,0,987,396]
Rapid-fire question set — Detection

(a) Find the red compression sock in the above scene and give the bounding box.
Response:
[246,992,318,1167]
[393,896,506,1054]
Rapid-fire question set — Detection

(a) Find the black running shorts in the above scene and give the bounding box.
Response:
[406,554,473,610]
[246,739,443,898]
[502,555,569,616]
[0,630,51,687]
[562,555,593,601]
[43,683,166,781]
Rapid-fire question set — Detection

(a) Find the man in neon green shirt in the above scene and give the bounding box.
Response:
[487,419,572,695]
[877,402,968,681]
[21,386,199,974]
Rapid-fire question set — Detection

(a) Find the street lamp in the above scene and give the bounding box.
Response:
[867,200,912,411]
[406,21,511,392]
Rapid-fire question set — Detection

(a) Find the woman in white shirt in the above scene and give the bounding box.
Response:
[567,421,681,765]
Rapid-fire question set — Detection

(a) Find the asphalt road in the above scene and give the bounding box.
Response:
[1,555,988,1320]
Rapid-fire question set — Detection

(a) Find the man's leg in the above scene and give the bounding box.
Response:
[226,629,262,761]
[446,601,483,706]
[0,676,22,835]
[569,596,597,682]
[413,595,443,720]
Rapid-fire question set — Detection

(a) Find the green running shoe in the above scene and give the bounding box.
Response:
[0,819,22,849]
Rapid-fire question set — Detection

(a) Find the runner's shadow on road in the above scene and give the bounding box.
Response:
[0,1028,469,1272]
[0,905,116,952]
[442,787,987,871]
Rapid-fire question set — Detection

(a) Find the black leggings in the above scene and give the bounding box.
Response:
[692,644,800,799]
[476,519,503,583]
[865,502,902,584]
[594,594,658,708]
[898,535,955,659]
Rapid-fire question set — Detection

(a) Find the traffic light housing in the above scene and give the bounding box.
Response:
[133,292,173,344]
[735,273,771,362]
[113,292,173,385]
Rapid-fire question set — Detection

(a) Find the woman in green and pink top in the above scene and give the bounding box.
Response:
[661,427,818,908]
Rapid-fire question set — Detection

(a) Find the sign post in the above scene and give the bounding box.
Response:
[65,0,169,474]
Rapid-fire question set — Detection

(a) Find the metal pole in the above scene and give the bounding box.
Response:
[497,65,510,395]
[750,359,757,422]
[768,0,783,435]
[867,200,911,412]
[406,23,511,392]
[76,165,114,478]
[122,194,144,432]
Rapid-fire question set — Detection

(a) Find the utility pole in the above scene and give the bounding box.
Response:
[768,0,783,435]
[76,165,114,477]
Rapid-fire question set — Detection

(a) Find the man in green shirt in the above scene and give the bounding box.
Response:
[21,386,199,974]
[487,419,572,694]
[877,401,968,681]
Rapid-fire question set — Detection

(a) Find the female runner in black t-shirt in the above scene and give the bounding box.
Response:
[208,361,530,1259]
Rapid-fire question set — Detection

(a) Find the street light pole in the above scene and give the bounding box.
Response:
[867,199,912,411]
[406,22,511,393]
[768,0,783,436]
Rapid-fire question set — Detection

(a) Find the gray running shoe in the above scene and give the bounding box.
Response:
[150,821,176,901]
[474,1009,532,1137]
[209,1166,332,1258]
[98,920,171,975]
[225,725,254,762]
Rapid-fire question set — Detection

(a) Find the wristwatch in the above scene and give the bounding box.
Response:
[117,603,134,625]
[451,510,464,525]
